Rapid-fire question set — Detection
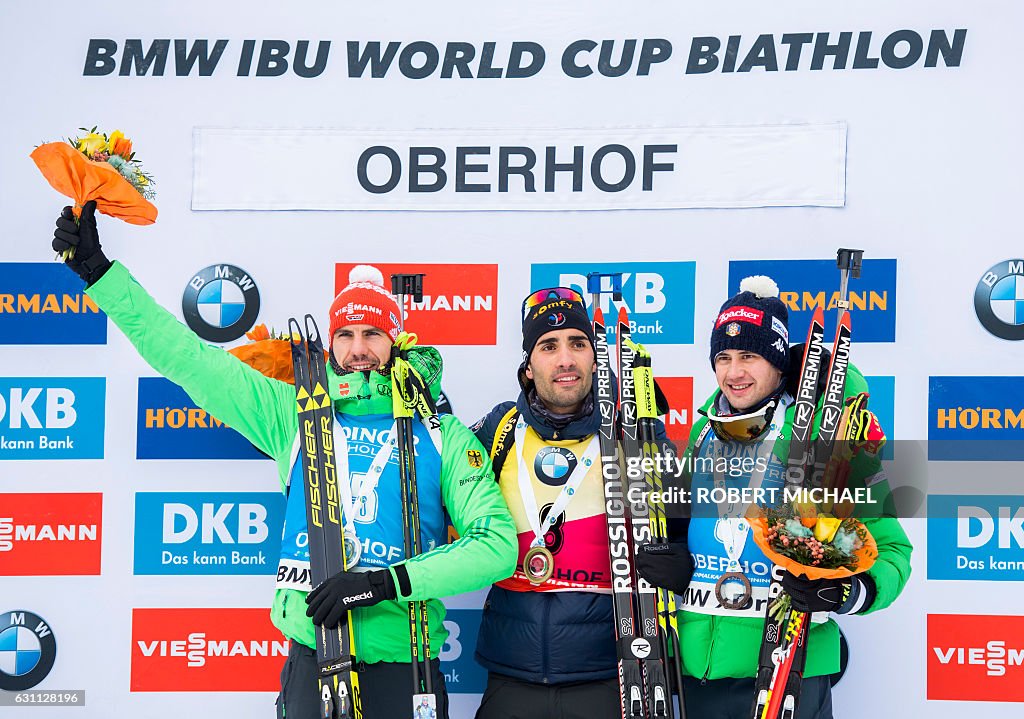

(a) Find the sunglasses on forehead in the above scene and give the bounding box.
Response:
[521,287,584,321]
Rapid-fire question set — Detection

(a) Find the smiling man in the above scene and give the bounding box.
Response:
[469,287,688,719]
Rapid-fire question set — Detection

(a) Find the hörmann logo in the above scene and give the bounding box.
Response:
[928,614,1024,702]
[928,376,1024,461]
[335,263,498,345]
[728,258,896,342]
[0,263,107,345]
[928,495,1024,581]
[531,262,696,344]
[136,377,267,460]
[131,608,287,691]
[134,493,284,575]
[0,378,105,459]
[0,493,101,576]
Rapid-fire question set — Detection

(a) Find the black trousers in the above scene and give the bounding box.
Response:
[682,675,834,719]
[277,641,449,719]
[474,672,621,719]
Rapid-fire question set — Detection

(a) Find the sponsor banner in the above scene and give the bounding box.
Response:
[863,376,894,461]
[657,377,694,444]
[928,495,1024,581]
[974,259,1024,340]
[530,262,695,344]
[728,258,897,342]
[334,263,498,345]
[181,264,261,344]
[136,377,267,460]
[0,378,105,460]
[130,608,287,692]
[928,614,1024,702]
[193,124,847,211]
[134,493,284,575]
[928,376,1024,461]
[438,609,486,694]
[0,494,102,576]
[0,263,106,345]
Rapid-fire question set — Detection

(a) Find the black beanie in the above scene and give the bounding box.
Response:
[709,276,790,373]
[521,288,596,358]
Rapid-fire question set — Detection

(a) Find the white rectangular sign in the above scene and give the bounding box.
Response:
[192,124,846,211]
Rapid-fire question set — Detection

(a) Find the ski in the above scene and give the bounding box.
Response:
[618,307,672,719]
[591,293,646,719]
[629,334,687,719]
[290,315,361,719]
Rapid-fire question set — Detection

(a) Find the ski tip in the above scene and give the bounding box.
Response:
[618,305,629,326]
[594,306,604,324]
[839,309,852,329]
[811,305,825,324]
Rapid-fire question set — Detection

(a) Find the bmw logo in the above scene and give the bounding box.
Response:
[534,446,578,486]
[182,264,261,343]
[0,610,57,691]
[975,259,1024,340]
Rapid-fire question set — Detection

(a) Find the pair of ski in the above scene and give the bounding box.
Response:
[751,249,863,719]
[290,316,436,719]
[589,273,685,719]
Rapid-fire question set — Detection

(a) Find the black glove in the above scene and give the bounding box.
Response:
[305,568,397,628]
[52,201,111,285]
[635,541,693,594]
[782,572,875,614]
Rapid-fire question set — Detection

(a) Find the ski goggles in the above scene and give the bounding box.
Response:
[699,395,780,443]
[521,287,585,321]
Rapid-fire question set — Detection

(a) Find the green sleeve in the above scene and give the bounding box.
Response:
[393,414,518,600]
[87,262,298,471]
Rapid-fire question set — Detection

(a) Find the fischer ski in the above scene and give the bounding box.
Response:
[290,315,361,719]
[751,249,864,719]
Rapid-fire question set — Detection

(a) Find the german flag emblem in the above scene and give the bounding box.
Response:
[466,449,484,468]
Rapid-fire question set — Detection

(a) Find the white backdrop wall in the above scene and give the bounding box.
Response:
[2,1,1023,717]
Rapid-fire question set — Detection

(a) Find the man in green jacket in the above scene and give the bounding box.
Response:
[52,202,518,718]
[639,275,912,718]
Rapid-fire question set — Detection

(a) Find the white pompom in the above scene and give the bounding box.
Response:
[349,264,384,287]
[739,275,779,299]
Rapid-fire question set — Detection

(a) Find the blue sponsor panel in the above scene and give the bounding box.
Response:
[928,495,1024,581]
[0,378,105,459]
[136,377,268,460]
[134,492,285,575]
[439,609,486,694]
[0,263,107,345]
[928,376,1024,460]
[863,376,894,460]
[728,259,897,342]
[530,262,695,344]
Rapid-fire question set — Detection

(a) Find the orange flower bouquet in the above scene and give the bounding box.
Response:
[749,500,878,620]
[228,324,328,384]
[31,127,157,254]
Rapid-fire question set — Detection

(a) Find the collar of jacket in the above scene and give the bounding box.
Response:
[325,345,445,416]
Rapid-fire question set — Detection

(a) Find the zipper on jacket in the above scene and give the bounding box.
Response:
[541,595,552,683]
[701,616,716,685]
[282,594,288,618]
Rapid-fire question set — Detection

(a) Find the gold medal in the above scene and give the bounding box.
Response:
[523,545,555,585]
[715,571,753,610]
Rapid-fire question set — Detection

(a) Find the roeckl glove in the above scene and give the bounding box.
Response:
[635,541,694,594]
[782,571,876,614]
[52,201,112,285]
[305,568,397,629]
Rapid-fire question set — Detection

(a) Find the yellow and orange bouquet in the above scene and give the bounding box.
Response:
[31,127,157,229]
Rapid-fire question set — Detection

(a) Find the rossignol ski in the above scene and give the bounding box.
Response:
[751,249,863,719]
[628,335,687,719]
[290,315,362,719]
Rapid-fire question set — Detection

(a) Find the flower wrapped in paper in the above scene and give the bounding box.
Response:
[227,324,327,385]
[31,127,157,228]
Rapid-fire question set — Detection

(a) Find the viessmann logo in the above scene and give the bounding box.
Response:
[131,608,287,691]
[728,258,896,342]
[335,263,498,345]
[0,378,105,460]
[0,493,102,576]
[0,263,107,345]
[928,614,1024,702]
[136,377,268,460]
